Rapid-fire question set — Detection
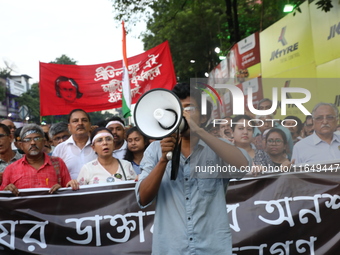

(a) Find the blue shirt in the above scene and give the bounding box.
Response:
[131,161,141,175]
[136,139,250,255]
[292,132,340,165]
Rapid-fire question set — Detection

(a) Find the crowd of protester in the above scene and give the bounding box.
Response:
[0,111,146,194]
[0,83,339,254]
[0,94,339,192]
[207,99,340,174]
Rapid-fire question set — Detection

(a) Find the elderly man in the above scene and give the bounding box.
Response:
[105,116,127,159]
[53,109,96,179]
[0,124,78,195]
[292,103,340,165]
[0,124,22,184]
[49,122,70,147]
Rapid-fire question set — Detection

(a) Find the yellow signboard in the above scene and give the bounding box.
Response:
[310,0,340,66]
[316,57,340,78]
[260,1,315,78]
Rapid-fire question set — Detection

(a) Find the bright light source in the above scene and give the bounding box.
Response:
[25,117,30,121]
[219,56,226,60]
[204,72,209,77]
[283,4,294,13]
[215,47,221,54]
[190,60,195,63]
[7,113,12,117]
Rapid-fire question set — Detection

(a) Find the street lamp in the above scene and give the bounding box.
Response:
[283,4,294,13]
[215,47,221,54]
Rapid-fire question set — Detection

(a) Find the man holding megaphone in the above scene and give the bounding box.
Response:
[135,83,251,255]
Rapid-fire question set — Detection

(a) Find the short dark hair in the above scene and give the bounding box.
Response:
[284,115,303,133]
[258,98,272,108]
[49,122,69,138]
[231,115,255,131]
[55,76,83,98]
[105,116,125,127]
[265,128,287,145]
[0,123,11,136]
[172,83,212,127]
[14,127,23,141]
[67,109,91,123]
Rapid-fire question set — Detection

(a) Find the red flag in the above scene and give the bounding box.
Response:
[39,41,176,116]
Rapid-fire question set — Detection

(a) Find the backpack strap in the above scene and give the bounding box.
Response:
[50,156,61,185]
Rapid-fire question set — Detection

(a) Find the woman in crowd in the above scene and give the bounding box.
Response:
[77,127,136,185]
[264,128,290,167]
[124,127,149,174]
[232,115,272,168]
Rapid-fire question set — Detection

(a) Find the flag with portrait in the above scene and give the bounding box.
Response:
[39,41,176,116]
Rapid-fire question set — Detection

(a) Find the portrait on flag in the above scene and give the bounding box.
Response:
[39,41,176,116]
[55,76,83,103]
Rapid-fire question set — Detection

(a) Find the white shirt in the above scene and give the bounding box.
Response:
[52,136,97,179]
[113,140,127,159]
[77,158,136,185]
[292,132,340,165]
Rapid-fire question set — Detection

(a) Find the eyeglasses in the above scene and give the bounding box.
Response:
[53,135,70,142]
[184,106,197,113]
[267,138,283,145]
[313,115,337,122]
[6,125,16,130]
[259,105,271,110]
[94,136,114,144]
[0,134,8,139]
[22,137,44,143]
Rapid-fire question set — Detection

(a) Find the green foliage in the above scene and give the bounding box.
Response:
[110,0,335,81]
[49,54,77,65]
[142,0,225,82]
[0,68,11,78]
[88,111,115,126]
[314,0,333,12]
[15,83,40,123]
[0,80,6,102]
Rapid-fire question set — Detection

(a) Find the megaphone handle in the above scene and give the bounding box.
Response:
[166,151,172,160]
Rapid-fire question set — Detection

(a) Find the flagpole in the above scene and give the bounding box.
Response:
[121,21,132,119]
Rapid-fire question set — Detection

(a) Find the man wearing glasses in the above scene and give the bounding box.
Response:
[292,102,340,165]
[49,122,71,147]
[0,124,79,195]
